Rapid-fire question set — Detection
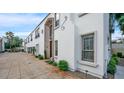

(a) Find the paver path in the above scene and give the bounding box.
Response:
[115,65,124,79]
[0,52,80,79]
[0,52,97,79]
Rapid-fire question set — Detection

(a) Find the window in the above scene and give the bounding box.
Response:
[30,34,33,41]
[35,28,40,38]
[28,37,29,43]
[82,33,94,62]
[50,25,52,39]
[41,29,43,34]
[55,13,60,27]
[55,40,58,56]
[25,39,27,44]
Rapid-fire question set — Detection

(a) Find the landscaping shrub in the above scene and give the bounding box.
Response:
[107,58,117,75]
[52,62,57,66]
[48,60,54,64]
[38,54,44,60]
[58,60,68,71]
[121,55,124,58]
[112,57,119,65]
[117,52,122,58]
[35,55,38,58]
[112,54,117,57]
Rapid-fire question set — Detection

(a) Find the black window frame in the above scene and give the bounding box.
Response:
[81,33,94,62]
[55,13,60,27]
[55,40,58,56]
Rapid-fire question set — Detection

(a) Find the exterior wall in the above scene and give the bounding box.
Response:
[103,14,110,77]
[2,37,5,51]
[54,13,76,71]
[73,13,110,78]
[25,14,54,56]
[25,24,45,56]
[25,13,110,78]
[54,13,110,78]
[0,37,5,52]
[0,38,2,52]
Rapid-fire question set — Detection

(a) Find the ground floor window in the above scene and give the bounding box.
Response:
[55,40,58,56]
[82,33,94,62]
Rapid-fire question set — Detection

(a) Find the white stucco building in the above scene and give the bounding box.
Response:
[24,13,111,78]
[0,37,5,52]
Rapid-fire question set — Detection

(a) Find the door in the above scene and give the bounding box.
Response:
[50,41,52,57]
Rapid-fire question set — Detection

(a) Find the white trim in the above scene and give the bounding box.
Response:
[78,61,98,68]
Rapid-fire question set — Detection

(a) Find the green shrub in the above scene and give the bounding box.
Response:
[121,55,124,58]
[58,60,68,71]
[38,54,44,60]
[35,55,38,58]
[117,52,122,58]
[107,58,117,75]
[52,62,58,66]
[112,54,117,57]
[48,60,54,64]
[112,57,119,65]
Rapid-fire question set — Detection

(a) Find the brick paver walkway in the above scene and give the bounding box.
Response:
[0,52,97,79]
[115,65,124,79]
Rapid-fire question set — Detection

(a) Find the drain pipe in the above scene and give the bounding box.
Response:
[103,59,109,79]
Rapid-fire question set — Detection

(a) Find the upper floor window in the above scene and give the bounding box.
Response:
[25,39,27,44]
[49,25,52,39]
[35,28,40,38]
[55,40,58,56]
[82,33,94,62]
[55,13,60,27]
[28,37,29,43]
[30,34,33,41]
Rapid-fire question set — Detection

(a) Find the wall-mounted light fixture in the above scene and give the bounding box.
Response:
[61,16,68,30]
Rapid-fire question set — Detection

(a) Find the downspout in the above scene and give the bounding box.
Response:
[103,14,109,79]
[52,17,55,61]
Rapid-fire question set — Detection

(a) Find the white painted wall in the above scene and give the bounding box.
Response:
[54,13,110,78]
[54,13,76,71]
[25,14,54,56]
[25,13,110,78]
[2,38,5,51]
[73,13,109,78]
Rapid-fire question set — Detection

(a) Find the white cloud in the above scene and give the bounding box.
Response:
[0,13,47,38]
[112,31,122,40]
[0,14,45,27]
[0,31,30,39]
[14,31,30,36]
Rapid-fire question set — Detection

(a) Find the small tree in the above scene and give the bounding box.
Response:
[5,31,14,51]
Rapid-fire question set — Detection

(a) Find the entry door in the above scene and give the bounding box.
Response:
[50,41,52,57]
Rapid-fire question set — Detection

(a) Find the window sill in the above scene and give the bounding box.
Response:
[78,61,98,68]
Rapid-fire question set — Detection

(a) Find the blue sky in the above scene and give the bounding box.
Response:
[112,21,122,40]
[112,27,122,40]
[0,13,48,39]
[0,13,122,40]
